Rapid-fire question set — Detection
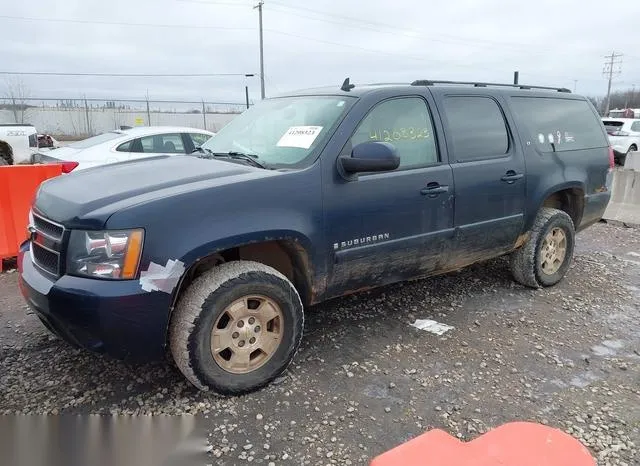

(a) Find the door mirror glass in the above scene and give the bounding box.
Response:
[339,141,400,174]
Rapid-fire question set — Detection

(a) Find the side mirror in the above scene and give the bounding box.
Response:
[339,141,400,174]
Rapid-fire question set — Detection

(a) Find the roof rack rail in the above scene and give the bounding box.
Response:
[410,79,571,93]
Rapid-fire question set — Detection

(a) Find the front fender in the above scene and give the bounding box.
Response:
[180,229,316,269]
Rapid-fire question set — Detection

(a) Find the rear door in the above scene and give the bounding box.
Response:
[436,94,526,267]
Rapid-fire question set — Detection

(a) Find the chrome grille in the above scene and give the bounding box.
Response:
[30,211,65,277]
[32,244,59,275]
[33,214,64,239]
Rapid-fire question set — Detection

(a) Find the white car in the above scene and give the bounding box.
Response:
[37,126,215,172]
[0,124,39,165]
[602,118,640,165]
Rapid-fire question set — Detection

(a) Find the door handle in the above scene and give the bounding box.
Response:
[421,183,449,196]
[501,171,524,183]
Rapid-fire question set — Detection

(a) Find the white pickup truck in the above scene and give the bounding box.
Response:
[0,124,39,165]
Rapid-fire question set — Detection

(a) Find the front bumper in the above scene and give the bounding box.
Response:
[17,241,172,362]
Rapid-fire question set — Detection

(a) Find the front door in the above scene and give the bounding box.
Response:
[437,94,526,268]
[323,95,455,298]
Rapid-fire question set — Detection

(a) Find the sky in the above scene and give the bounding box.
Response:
[1,0,640,106]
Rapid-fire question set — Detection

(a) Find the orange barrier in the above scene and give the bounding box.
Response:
[369,422,595,466]
[0,165,63,271]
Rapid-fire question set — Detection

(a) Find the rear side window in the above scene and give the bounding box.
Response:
[131,133,185,153]
[116,140,132,152]
[631,121,640,132]
[510,97,607,152]
[442,96,509,162]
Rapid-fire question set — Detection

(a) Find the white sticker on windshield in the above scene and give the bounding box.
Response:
[277,126,323,149]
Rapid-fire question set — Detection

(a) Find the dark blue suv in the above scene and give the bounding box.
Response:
[18,79,613,395]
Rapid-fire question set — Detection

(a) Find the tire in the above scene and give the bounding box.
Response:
[510,207,575,288]
[169,260,304,395]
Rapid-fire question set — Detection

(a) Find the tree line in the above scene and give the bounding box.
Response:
[588,88,640,115]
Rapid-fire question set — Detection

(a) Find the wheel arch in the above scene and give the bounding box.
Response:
[529,183,585,231]
[166,233,317,342]
[0,140,14,165]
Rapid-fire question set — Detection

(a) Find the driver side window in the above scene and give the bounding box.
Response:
[349,97,439,169]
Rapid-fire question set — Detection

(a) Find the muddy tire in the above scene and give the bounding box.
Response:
[169,260,304,395]
[510,207,575,288]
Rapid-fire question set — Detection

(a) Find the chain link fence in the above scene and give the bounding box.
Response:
[0,97,248,138]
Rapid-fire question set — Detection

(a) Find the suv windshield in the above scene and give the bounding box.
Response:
[199,96,353,169]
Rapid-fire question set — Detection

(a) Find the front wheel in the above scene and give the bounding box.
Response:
[510,207,575,288]
[169,260,304,395]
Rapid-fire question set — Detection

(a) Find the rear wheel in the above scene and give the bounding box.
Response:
[510,207,575,288]
[169,260,304,395]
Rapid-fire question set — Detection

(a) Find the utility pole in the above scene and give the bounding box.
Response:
[202,99,207,130]
[573,80,578,93]
[603,51,623,116]
[146,89,151,126]
[83,95,91,135]
[254,1,265,99]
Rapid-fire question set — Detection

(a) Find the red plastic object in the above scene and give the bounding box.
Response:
[608,146,615,169]
[369,422,595,466]
[0,164,63,271]
[59,161,79,173]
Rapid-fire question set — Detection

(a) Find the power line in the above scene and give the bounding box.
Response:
[268,1,540,51]
[0,12,605,87]
[6,96,248,105]
[0,71,254,77]
[0,12,606,81]
[268,4,518,52]
[264,29,489,70]
[0,14,254,30]
[175,0,253,5]
[263,28,599,84]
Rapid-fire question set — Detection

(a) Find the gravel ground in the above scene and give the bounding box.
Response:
[1,221,639,465]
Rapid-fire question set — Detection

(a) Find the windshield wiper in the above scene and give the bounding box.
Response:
[197,150,266,169]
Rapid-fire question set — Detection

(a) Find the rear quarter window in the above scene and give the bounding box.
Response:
[509,97,607,152]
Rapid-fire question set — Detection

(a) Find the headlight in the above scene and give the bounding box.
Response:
[67,229,144,279]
